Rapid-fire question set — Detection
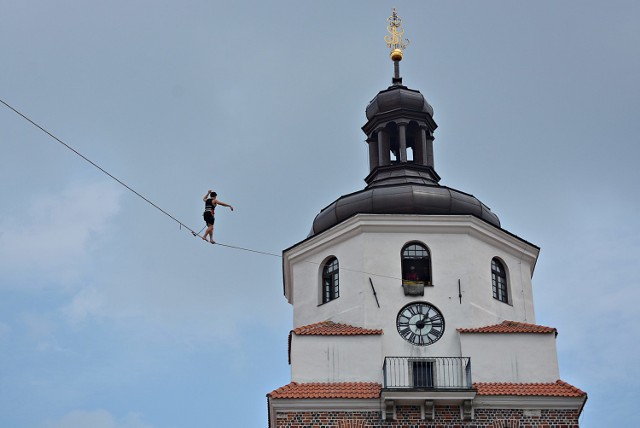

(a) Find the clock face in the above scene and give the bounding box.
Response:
[396,302,445,346]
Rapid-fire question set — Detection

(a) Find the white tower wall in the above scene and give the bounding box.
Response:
[284,214,540,382]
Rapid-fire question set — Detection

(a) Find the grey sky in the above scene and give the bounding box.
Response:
[1,1,638,426]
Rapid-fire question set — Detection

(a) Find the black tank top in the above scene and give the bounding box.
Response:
[204,198,216,213]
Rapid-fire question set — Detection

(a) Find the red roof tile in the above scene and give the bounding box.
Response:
[268,382,381,399]
[458,320,557,335]
[269,380,585,399]
[292,321,383,336]
[474,380,586,397]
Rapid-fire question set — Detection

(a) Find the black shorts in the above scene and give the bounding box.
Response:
[203,211,215,226]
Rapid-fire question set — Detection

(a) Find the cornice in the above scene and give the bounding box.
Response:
[283,214,540,303]
[269,398,381,411]
[473,395,586,410]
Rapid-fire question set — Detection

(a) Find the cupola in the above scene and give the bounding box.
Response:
[309,10,500,237]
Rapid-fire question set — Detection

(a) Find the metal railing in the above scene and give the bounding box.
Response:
[383,357,472,390]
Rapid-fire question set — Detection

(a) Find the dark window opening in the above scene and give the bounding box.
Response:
[402,243,432,286]
[322,257,339,304]
[406,135,416,162]
[389,134,399,162]
[492,258,508,303]
[412,360,434,388]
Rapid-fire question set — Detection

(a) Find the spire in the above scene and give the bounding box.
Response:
[385,8,410,85]
[307,10,501,237]
[362,9,438,185]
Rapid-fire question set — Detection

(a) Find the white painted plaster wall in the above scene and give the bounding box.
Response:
[459,333,560,382]
[284,214,542,380]
[290,335,383,383]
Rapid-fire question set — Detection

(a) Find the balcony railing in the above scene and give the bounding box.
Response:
[383,357,472,390]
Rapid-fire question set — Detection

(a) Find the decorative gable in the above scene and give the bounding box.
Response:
[288,322,383,384]
[288,321,383,365]
[460,321,561,383]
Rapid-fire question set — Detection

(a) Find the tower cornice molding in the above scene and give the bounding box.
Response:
[283,214,540,303]
[473,395,587,410]
[362,109,437,135]
[287,214,539,264]
[269,398,382,412]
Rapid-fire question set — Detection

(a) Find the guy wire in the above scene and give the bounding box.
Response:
[0,97,402,282]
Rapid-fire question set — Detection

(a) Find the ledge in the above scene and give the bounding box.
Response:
[381,389,477,405]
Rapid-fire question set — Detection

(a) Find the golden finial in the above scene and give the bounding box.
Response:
[385,8,410,61]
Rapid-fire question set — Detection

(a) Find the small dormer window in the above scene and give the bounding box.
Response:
[322,257,339,304]
[491,258,509,303]
[401,242,431,286]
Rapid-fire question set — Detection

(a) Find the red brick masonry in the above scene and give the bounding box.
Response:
[272,406,582,427]
[268,381,585,427]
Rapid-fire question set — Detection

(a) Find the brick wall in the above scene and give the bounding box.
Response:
[273,405,581,427]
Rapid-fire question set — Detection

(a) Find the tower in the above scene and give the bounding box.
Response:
[267,10,586,428]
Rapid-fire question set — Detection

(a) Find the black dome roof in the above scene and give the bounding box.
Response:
[307,77,500,238]
[310,181,500,237]
[366,85,434,120]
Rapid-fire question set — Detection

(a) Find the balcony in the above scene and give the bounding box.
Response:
[383,356,472,390]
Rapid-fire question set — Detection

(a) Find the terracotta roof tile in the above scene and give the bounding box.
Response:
[269,381,585,399]
[474,380,586,397]
[292,321,383,336]
[458,320,557,335]
[268,382,381,399]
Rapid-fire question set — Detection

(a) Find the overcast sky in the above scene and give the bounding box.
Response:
[1,1,638,427]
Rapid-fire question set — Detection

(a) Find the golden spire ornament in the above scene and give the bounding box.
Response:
[385,8,410,62]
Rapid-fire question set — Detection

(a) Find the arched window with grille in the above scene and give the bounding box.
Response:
[491,258,509,303]
[322,257,339,304]
[401,242,432,286]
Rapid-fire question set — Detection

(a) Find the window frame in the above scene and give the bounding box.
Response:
[401,241,432,286]
[410,358,436,388]
[491,257,510,304]
[320,256,339,305]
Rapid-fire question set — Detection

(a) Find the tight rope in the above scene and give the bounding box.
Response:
[1,97,403,282]
[214,242,281,258]
[0,97,198,236]
[216,241,401,281]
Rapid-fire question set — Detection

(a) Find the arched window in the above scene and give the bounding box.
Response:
[322,257,339,304]
[401,242,431,286]
[491,258,508,303]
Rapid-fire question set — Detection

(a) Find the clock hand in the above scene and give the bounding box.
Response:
[415,316,430,330]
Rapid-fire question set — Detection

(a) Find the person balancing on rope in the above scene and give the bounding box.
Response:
[202,189,233,244]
